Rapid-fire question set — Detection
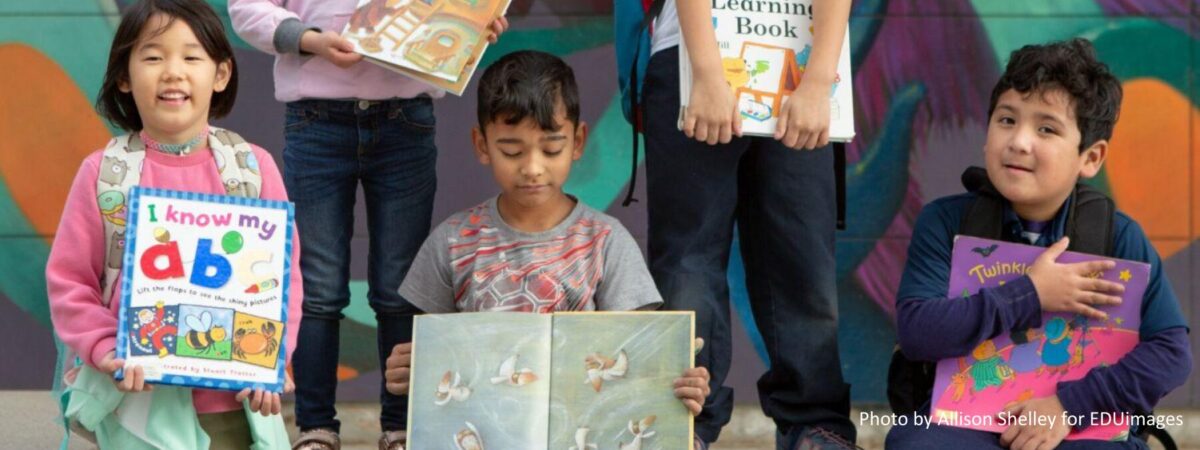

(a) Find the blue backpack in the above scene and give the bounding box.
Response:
[613,0,665,206]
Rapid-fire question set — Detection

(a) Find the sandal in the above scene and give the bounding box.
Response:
[379,430,406,450]
[293,428,340,450]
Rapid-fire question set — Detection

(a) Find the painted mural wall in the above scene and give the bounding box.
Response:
[1,0,1195,409]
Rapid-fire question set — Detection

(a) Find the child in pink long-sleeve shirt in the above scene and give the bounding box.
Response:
[47,1,302,447]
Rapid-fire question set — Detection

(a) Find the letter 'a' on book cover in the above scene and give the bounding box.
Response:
[341,0,512,96]
[407,311,696,450]
[678,0,855,141]
[930,236,1149,441]
[115,187,295,393]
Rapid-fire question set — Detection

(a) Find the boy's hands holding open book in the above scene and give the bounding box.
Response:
[385,342,413,396]
[1028,237,1125,320]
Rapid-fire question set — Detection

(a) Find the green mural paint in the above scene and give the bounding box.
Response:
[0,176,52,328]
[970,0,1107,65]
[564,94,641,211]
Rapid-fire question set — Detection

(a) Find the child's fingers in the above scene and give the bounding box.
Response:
[253,389,266,416]
[677,396,702,415]
[1071,259,1116,276]
[235,388,251,402]
[1077,276,1124,295]
[1036,238,1070,265]
[131,366,145,391]
[693,337,705,354]
[1071,300,1108,320]
[385,381,409,396]
[682,112,697,139]
[774,103,790,139]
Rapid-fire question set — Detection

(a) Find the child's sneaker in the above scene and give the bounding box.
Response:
[292,428,340,450]
[379,430,406,450]
[788,426,861,450]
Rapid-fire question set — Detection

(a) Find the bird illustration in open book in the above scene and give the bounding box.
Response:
[489,354,538,386]
[434,370,472,405]
[617,416,657,450]
[583,349,628,392]
[568,426,598,450]
[454,421,484,450]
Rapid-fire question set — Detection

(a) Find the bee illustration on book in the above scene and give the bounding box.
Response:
[583,349,628,392]
[971,244,999,257]
[434,370,472,405]
[183,311,227,356]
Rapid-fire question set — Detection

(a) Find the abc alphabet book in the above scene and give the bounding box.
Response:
[115,187,294,393]
[407,311,695,450]
[930,236,1148,440]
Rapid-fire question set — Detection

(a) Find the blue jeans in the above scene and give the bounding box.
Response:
[642,48,854,444]
[283,97,436,433]
[887,421,1150,450]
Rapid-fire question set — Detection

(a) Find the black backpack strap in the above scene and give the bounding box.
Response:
[1064,184,1116,256]
[834,142,846,230]
[959,166,1006,240]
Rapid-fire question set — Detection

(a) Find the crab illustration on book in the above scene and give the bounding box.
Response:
[489,354,538,386]
[454,421,484,450]
[568,426,597,450]
[434,370,472,406]
[583,349,628,392]
[617,415,657,450]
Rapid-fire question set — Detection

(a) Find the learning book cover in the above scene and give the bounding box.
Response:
[930,236,1148,440]
[407,311,695,450]
[115,187,294,393]
[678,0,855,140]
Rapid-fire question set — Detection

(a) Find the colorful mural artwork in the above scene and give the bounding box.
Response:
[1,0,1195,408]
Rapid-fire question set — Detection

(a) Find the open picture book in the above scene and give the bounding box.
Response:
[407,311,695,449]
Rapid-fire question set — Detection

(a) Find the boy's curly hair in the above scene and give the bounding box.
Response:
[987,38,1122,152]
[476,50,580,132]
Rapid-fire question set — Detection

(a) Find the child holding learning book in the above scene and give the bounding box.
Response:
[48,1,303,448]
[382,50,711,450]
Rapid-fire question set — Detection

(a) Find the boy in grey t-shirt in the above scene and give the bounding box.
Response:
[382,51,712,447]
[399,195,661,313]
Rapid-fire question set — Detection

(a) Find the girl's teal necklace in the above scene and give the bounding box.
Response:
[140,127,208,155]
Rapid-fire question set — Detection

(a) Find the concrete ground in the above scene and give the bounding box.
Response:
[5,391,1196,449]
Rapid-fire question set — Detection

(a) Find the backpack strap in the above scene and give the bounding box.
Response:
[1063,183,1115,257]
[958,166,1006,241]
[97,135,148,305]
[958,165,1115,256]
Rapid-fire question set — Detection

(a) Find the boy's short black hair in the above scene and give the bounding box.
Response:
[97,0,238,131]
[987,38,1122,152]
[476,50,580,132]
